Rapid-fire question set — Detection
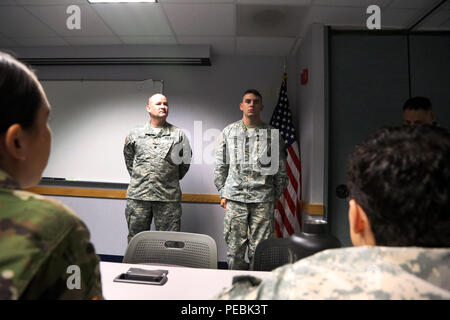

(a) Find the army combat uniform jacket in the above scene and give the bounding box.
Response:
[0,170,103,300]
[214,120,288,203]
[124,122,191,202]
[217,246,450,299]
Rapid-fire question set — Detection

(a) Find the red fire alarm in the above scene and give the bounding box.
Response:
[301,68,308,85]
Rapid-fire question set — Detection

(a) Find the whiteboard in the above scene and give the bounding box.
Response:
[42,80,163,184]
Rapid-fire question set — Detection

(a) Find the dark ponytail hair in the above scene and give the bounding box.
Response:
[0,52,43,134]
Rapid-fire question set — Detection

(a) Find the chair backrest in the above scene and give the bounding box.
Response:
[253,222,342,271]
[122,231,218,269]
[252,237,295,271]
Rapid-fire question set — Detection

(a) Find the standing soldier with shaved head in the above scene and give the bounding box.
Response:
[123,94,192,242]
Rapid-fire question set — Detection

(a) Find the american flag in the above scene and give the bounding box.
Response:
[270,73,302,237]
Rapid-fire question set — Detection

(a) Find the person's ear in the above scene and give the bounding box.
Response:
[146,104,151,113]
[239,102,244,112]
[4,124,28,161]
[348,199,376,246]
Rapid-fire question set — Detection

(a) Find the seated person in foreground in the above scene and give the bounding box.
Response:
[217,125,450,299]
[0,52,103,299]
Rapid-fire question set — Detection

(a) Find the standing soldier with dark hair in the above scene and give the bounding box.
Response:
[123,93,191,243]
[214,89,288,270]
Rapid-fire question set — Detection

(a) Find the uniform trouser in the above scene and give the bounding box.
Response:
[224,200,275,270]
[125,199,182,243]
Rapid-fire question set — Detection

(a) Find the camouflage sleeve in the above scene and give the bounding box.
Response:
[123,133,135,176]
[273,133,288,202]
[20,216,103,300]
[178,131,192,180]
[213,132,229,197]
[216,276,263,300]
[216,267,292,300]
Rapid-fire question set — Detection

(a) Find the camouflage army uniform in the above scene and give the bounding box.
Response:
[0,170,103,300]
[214,120,288,270]
[123,122,191,242]
[217,246,450,299]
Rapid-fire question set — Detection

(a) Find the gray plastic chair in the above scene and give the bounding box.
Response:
[253,220,341,271]
[122,231,218,269]
[252,237,295,271]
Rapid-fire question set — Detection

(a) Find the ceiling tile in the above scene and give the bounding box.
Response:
[178,36,235,55]
[24,4,116,37]
[119,36,177,45]
[2,0,446,53]
[0,6,59,37]
[160,0,234,3]
[237,0,312,5]
[236,36,295,56]
[382,8,424,28]
[162,3,235,36]
[63,36,123,46]
[92,3,173,36]
[388,0,442,9]
[0,36,20,47]
[438,18,450,30]
[313,0,391,8]
[304,6,367,28]
[14,37,69,47]
[415,9,450,30]
[15,0,86,4]
[0,0,17,5]
[237,4,309,37]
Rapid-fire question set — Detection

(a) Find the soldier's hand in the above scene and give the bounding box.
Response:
[220,198,227,210]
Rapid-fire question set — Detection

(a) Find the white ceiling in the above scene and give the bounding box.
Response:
[0,0,448,56]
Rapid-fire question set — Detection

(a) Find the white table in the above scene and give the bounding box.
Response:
[100,261,272,300]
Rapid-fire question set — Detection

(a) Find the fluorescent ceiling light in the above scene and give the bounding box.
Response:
[21,57,210,66]
[88,0,157,3]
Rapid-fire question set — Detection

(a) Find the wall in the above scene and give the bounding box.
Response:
[293,28,449,244]
[41,80,164,184]
[295,23,327,215]
[409,34,450,129]
[31,53,296,262]
[327,31,450,246]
